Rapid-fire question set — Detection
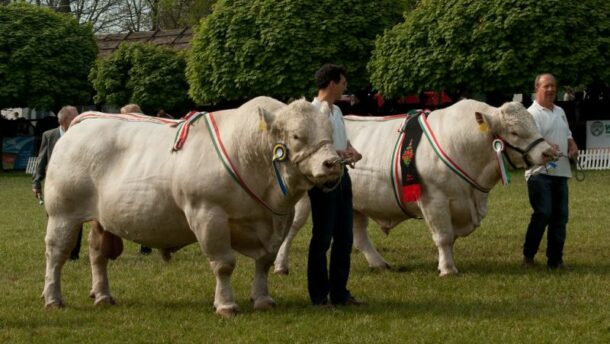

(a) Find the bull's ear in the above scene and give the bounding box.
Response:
[258,107,275,131]
[319,101,331,116]
[475,111,491,133]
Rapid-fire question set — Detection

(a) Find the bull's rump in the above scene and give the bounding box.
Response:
[45,118,203,248]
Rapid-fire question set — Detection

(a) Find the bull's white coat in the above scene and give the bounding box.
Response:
[41,97,342,316]
[274,100,556,276]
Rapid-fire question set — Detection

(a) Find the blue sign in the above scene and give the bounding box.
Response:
[2,136,35,170]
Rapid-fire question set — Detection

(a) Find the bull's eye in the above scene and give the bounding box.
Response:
[509,131,519,137]
[292,134,300,140]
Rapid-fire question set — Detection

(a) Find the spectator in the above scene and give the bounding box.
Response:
[156,109,173,119]
[120,104,143,114]
[32,105,82,260]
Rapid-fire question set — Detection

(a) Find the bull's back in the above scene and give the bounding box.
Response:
[45,119,196,246]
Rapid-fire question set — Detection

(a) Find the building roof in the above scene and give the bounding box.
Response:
[95,27,193,57]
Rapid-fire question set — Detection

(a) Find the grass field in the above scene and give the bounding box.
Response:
[0,171,609,343]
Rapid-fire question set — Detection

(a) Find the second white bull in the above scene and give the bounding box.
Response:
[274,99,558,276]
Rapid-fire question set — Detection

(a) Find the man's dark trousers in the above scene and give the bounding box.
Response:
[523,174,569,267]
[307,170,353,305]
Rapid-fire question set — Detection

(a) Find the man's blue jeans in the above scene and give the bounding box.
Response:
[523,174,569,267]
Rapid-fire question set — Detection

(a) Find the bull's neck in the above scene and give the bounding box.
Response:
[221,118,306,213]
[428,115,501,191]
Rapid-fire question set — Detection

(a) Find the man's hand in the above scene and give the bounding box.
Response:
[337,144,362,168]
[33,188,42,199]
[345,145,362,163]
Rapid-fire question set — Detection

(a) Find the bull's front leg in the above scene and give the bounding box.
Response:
[432,231,458,276]
[187,207,239,318]
[420,199,459,276]
[251,253,276,310]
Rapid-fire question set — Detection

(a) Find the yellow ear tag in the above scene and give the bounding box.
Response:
[479,122,489,133]
[259,117,267,131]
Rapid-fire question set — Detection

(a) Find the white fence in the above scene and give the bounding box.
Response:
[26,157,37,174]
[577,148,610,170]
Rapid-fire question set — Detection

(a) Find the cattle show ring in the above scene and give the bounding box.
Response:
[2,98,610,343]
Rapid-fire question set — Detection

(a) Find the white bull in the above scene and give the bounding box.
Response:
[41,97,342,317]
[274,99,557,276]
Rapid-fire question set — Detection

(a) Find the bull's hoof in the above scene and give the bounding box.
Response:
[215,305,239,318]
[45,301,65,309]
[273,267,289,275]
[94,295,116,306]
[253,297,275,311]
[438,268,459,277]
[369,262,391,270]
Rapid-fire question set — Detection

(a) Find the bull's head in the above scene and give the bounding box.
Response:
[475,102,558,168]
[259,99,343,189]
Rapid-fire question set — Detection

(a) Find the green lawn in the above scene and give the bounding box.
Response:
[1,171,609,343]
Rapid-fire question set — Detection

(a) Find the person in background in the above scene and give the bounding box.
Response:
[32,105,82,260]
[522,73,578,270]
[156,109,173,119]
[120,103,153,256]
[120,104,142,114]
[307,64,362,306]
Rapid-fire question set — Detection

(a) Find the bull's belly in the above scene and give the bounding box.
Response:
[100,215,196,249]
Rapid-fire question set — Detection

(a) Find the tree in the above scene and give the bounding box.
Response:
[155,0,216,30]
[0,3,97,110]
[22,0,216,33]
[187,0,406,104]
[90,43,193,116]
[368,0,610,98]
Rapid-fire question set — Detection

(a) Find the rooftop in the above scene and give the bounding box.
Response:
[95,27,193,57]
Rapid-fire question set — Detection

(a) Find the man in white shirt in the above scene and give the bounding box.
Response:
[523,74,579,270]
[308,64,362,306]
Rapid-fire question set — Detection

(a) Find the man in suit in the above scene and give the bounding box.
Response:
[32,105,82,260]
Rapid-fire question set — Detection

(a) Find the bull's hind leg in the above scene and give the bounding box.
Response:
[353,211,391,269]
[88,221,122,306]
[42,217,82,308]
[251,253,276,311]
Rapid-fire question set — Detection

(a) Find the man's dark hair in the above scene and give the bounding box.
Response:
[315,64,347,90]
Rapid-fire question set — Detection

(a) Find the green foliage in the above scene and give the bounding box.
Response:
[369,0,610,97]
[157,0,217,29]
[0,3,97,110]
[187,0,405,104]
[90,43,193,116]
[1,171,610,342]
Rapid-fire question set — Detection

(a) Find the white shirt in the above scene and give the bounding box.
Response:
[525,101,573,179]
[312,97,348,150]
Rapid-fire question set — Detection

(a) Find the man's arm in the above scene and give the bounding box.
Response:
[567,138,579,159]
[32,132,50,197]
